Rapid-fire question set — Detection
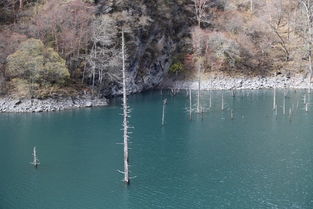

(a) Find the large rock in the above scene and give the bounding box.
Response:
[6,38,70,85]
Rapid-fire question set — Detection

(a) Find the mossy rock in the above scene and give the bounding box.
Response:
[6,38,70,85]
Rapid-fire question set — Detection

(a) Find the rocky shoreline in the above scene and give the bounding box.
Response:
[0,95,107,113]
[1,74,312,113]
[162,74,312,90]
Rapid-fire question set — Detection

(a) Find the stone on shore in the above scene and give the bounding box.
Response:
[162,74,312,90]
[0,96,107,113]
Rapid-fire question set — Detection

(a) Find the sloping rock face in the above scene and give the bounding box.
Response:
[97,0,193,95]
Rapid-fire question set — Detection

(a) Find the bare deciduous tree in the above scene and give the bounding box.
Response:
[87,14,121,94]
[121,29,130,184]
[19,0,23,9]
[117,28,131,184]
[297,0,313,82]
[191,27,206,113]
[193,0,210,27]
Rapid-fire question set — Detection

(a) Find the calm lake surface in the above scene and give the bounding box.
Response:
[1,90,313,209]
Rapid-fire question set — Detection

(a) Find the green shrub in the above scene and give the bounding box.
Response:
[6,38,70,85]
[169,62,184,74]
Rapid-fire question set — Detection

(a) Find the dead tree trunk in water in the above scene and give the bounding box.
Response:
[121,29,130,184]
[306,103,309,112]
[209,91,212,109]
[31,146,40,168]
[162,98,167,126]
[189,88,192,120]
[230,109,234,120]
[221,93,224,111]
[283,91,286,115]
[289,108,292,122]
[273,87,276,110]
[197,67,201,113]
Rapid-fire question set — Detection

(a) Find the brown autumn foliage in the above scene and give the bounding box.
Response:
[0,29,27,94]
[187,0,306,76]
[0,29,27,66]
[32,0,95,61]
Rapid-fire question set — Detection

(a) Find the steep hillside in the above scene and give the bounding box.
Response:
[0,0,312,99]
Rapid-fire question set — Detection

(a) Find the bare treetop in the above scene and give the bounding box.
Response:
[193,0,211,26]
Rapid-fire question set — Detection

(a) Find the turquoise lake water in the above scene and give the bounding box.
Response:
[0,90,313,209]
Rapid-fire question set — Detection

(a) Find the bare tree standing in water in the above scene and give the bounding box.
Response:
[120,28,130,184]
[192,0,210,113]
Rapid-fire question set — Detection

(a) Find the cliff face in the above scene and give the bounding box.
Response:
[96,0,193,95]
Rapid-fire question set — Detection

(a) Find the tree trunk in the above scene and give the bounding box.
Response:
[162,99,167,126]
[197,64,201,113]
[122,29,130,185]
[283,91,286,115]
[189,88,192,120]
[273,87,276,110]
[309,51,312,83]
[19,0,23,10]
[209,91,212,109]
[92,67,95,93]
[82,64,86,84]
[221,93,224,111]
[306,103,309,112]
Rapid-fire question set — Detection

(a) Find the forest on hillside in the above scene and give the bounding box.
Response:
[1,0,313,98]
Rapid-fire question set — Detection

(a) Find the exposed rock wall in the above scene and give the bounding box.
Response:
[97,0,193,96]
